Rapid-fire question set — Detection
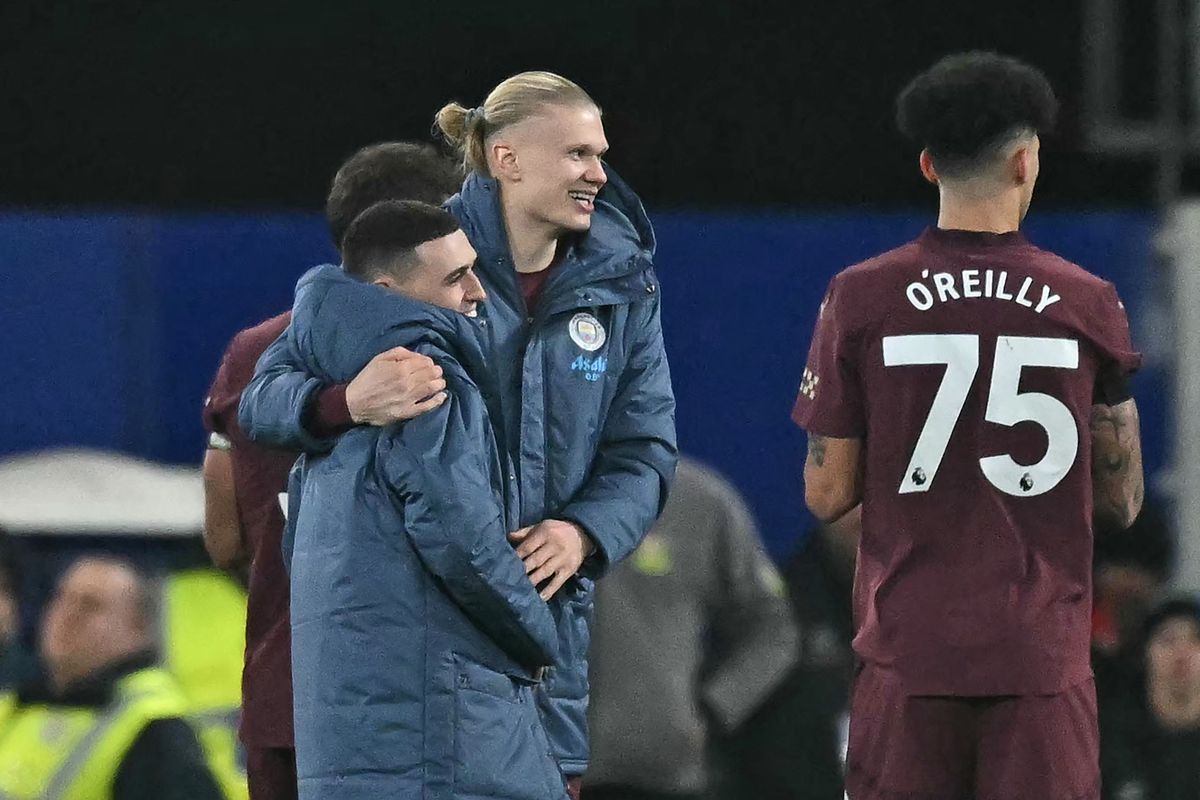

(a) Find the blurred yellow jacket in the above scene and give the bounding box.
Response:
[161,568,249,800]
[0,667,189,800]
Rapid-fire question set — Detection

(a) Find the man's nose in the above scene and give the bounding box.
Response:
[586,159,607,186]
[469,275,487,302]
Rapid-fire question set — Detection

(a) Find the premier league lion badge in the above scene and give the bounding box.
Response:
[569,312,606,352]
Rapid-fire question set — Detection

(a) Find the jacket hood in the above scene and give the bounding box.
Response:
[291,264,488,382]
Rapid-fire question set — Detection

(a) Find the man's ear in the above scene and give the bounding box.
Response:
[490,140,520,181]
[919,149,939,186]
[1011,144,1032,185]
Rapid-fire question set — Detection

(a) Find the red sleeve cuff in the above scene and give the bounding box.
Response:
[305,384,355,439]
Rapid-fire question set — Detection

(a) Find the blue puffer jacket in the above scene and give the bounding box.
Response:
[447,170,677,773]
[239,167,679,775]
[283,265,567,800]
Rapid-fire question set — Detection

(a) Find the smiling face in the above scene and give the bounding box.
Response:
[375,229,486,317]
[491,103,609,234]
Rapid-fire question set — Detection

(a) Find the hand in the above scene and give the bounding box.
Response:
[346,347,447,426]
[509,520,596,600]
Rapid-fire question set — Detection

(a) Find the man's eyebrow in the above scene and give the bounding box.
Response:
[445,264,471,283]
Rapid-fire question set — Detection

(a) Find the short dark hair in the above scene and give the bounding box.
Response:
[341,200,462,282]
[1143,596,1200,646]
[325,141,463,251]
[896,51,1059,178]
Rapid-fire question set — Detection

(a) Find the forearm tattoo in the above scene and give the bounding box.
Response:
[808,434,828,467]
[1090,400,1144,527]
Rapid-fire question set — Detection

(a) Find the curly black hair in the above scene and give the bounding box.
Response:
[326,142,463,251]
[896,52,1058,177]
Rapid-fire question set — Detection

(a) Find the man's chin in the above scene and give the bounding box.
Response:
[562,213,593,233]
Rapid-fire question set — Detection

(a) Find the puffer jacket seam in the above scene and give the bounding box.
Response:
[423,576,432,800]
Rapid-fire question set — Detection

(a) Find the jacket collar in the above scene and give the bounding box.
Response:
[295,265,492,378]
[447,165,658,300]
[17,650,159,707]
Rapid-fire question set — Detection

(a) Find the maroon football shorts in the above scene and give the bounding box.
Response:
[246,746,298,800]
[845,663,1099,800]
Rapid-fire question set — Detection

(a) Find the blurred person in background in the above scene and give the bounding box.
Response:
[239,71,678,799]
[1091,499,1175,702]
[794,52,1143,800]
[713,510,860,800]
[582,458,799,800]
[159,567,250,800]
[0,527,35,691]
[200,141,460,800]
[1101,597,1200,800]
[283,200,562,799]
[0,556,225,800]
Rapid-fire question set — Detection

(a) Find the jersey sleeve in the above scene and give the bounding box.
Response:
[202,340,241,440]
[791,274,866,437]
[1091,283,1142,405]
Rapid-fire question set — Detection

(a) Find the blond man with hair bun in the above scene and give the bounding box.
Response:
[241,71,677,800]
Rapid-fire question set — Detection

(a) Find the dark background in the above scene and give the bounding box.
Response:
[0,0,1170,211]
[0,2,1173,558]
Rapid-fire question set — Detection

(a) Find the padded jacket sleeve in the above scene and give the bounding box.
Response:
[378,368,560,669]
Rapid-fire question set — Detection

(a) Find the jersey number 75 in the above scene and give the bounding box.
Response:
[882,334,1079,497]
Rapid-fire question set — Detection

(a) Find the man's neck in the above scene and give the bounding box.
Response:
[501,198,561,274]
[1150,681,1200,731]
[936,189,1022,235]
[50,642,154,696]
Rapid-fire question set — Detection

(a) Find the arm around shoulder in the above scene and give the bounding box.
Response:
[237,328,334,453]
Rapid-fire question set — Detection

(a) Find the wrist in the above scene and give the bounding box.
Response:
[308,384,356,436]
[573,523,596,557]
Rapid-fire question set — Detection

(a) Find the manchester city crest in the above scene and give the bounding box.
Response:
[569,312,606,352]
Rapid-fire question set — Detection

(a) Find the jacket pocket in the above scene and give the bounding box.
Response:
[452,656,565,800]
[548,580,595,701]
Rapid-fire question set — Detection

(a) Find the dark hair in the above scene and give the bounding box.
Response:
[325,141,462,251]
[341,200,461,281]
[1143,596,1200,646]
[896,51,1058,177]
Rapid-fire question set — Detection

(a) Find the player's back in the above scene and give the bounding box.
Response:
[795,226,1139,696]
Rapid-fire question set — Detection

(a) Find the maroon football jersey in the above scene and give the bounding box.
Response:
[793,227,1141,696]
[204,311,298,746]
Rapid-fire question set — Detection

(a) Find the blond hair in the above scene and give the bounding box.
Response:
[435,71,598,174]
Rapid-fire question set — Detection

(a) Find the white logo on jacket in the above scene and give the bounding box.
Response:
[568,312,606,352]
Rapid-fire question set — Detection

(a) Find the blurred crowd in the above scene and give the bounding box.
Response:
[0,467,1193,799]
[0,535,246,799]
